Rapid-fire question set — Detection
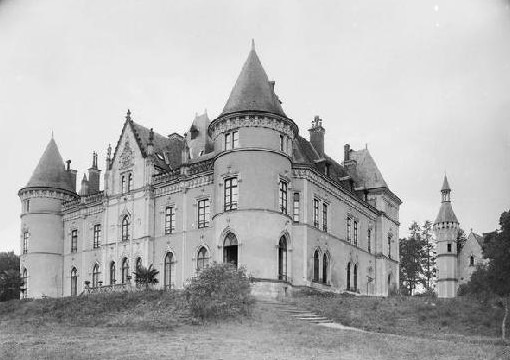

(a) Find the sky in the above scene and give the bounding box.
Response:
[0,0,509,253]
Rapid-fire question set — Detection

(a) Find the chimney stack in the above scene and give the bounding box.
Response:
[309,115,325,158]
[88,151,101,194]
[344,144,350,162]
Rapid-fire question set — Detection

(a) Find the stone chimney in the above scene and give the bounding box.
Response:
[309,115,325,158]
[66,160,78,192]
[88,152,101,194]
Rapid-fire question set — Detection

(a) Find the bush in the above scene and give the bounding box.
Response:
[184,263,254,321]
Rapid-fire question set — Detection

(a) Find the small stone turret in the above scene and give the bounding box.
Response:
[433,175,459,298]
[87,152,101,194]
[19,137,78,298]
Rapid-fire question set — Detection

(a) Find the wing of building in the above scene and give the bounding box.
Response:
[18,43,401,299]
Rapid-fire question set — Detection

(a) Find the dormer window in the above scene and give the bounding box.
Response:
[225,130,239,151]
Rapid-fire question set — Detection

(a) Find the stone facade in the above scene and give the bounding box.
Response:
[19,45,401,299]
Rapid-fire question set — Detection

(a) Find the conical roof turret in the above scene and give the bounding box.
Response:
[25,138,75,193]
[441,175,451,191]
[434,176,458,225]
[220,41,286,118]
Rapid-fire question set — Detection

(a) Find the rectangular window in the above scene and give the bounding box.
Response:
[224,177,238,211]
[388,235,392,259]
[279,180,288,214]
[280,135,284,152]
[354,221,358,247]
[325,163,330,176]
[71,230,78,253]
[293,193,300,223]
[165,207,175,234]
[447,243,452,253]
[121,175,126,193]
[224,131,239,151]
[347,217,352,243]
[198,199,210,228]
[93,224,101,249]
[368,229,372,253]
[322,203,328,232]
[22,232,29,254]
[128,173,133,192]
[24,200,30,213]
[313,199,320,228]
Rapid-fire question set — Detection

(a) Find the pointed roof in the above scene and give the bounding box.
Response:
[441,175,451,191]
[434,202,459,224]
[26,138,75,193]
[348,149,388,189]
[221,42,286,117]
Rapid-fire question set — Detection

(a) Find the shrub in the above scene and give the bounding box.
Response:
[184,262,254,321]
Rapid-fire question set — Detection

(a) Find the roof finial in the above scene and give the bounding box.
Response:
[126,109,131,121]
[251,39,255,51]
[51,130,54,139]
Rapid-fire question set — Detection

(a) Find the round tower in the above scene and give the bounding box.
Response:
[433,175,459,298]
[18,138,77,298]
[208,41,298,292]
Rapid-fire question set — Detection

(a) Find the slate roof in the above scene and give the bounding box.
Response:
[26,138,76,193]
[441,175,451,191]
[221,43,286,117]
[435,202,459,224]
[347,149,388,189]
[471,232,484,247]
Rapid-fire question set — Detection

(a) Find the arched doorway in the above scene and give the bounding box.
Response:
[313,250,320,282]
[92,264,100,288]
[110,261,116,285]
[164,252,174,289]
[122,258,129,284]
[223,233,238,267]
[71,267,77,296]
[347,262,351,290]
[322,253,329,284]
[278,236,287,281]
[353,264,358,292]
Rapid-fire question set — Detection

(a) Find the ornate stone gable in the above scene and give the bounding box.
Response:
[119,141,134,170]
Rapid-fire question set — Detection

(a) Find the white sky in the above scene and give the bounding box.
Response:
[1,0,509,253]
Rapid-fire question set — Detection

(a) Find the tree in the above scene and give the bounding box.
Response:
[0,252,21,301]
[460,210,510,339]
[133,264,159,289]
[456,228,468,253]
[399,222,426,295]
[421,220,436,291]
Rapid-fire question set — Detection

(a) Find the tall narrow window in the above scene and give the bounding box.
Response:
[225,132,231,150]
[128,173,133,192]
[71,229,78,253]
[447,243,452,253]
[232,130,239,149]
[279,135,284,152]
[71,267,77,296]
[93,224,101,249]
[121,175,126,193]
[388,235,392,259]
[197,247,209,271]
[322,203,328,232]
[367,229,372,253]
[313,250,320,282]
[224,177,238,211]
[135,257,142,271]
[354,221,358,247]
[322,253,329,284]
[92,264,100,288]
[165,206,175,234]
[122,216,129,241]
[164,252,174,289]
[21,268,28,299]
[279,180,288,214]
[224,130,239,150]
[347,262,351,290]
[223,233,238,268]
[121,258,129,284]
[22,231,29,254]
[278,236,287,281]
[313,199,320,228]
[470,255,474,266]
[347,217,352,243]
[293,193,300,223]
[198,199,210,228]
[110,261,116,285]
[25,200,30,213]
[353,264,358,291]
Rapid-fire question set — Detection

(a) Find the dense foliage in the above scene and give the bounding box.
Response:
[459,210,510,339]
[184,262,254,321]
[0,252,21,302]
[133,264,159,289]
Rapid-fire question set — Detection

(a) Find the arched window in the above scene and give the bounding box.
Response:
[110,261,116,285]
[136,257,142,271]
[322,253,329,284]
[128,173,133,192]
[122,216,129,241]
[470,255,475,266]
[347,262,351,290]
[122,258,129,284]
[197,247,209,271]
[71,267,77,296]
[353,264,358,291]
[313,250,320,282]
[92,264,100,288]
[388,274,392,294]
[388,234,392,259]
[21,268,28,299]
[121,175,126,193]
[278,236,288,281]
[223,233,238,268]
[164,252,174,290]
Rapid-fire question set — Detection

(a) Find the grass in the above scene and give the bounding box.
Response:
[0,290,508,359]
[290,288,507,341]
